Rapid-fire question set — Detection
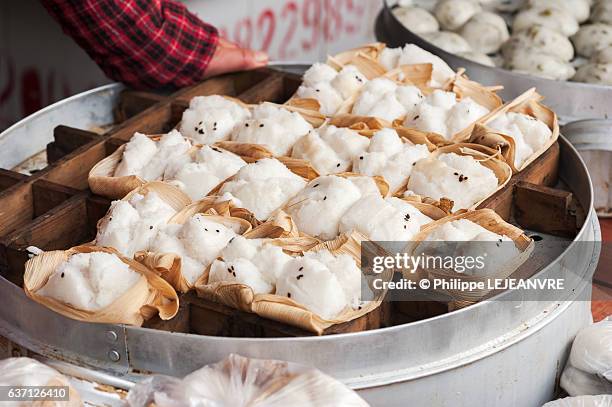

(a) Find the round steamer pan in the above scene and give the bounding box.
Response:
[376,0,612,122]
[0,80,601,406]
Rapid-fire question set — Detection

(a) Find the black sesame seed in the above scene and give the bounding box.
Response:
[287,292,292,298]
[358,306,362,310]
[216,229,220,233]
[404,225,407,229]
[109,217,112,221]
[404,213,411,221]
[259,123,264,128]
[297,274,304,280]
[336,163,341,167]
[323,196,327,201]
[412,162,416,166]
[194,127,198,131]
[313,183,319,188]
[454,172,459,176]
[229,237,235,243]
[228,268,232,273]
[299,266,304,271]
[204,228,208,231]
[213,122,217,126]
[199,121,203,125]
[245,123,249,127]
[315,89,320,92]
[414,115,420,120]
[198,129,205,134]
[233,272,236,277]
[359,156,363,160]
[231,265,235,271]
[61,272,65,278]
[149,226,153,230]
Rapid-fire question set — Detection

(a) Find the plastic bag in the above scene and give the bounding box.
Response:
[561,317,612,396]
[127,354,369,407]
[543,395,612,407]
[0,357,81,406]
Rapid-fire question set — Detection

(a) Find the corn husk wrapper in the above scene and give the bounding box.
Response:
[406,209,534,308]
[24,246,179,326]
[175,96,326,130]
[88,181,192,249]
[396,143,512,210]
[400,195,453,220]
[332,73,502,145]
[134,200,253,293]
[328,114,439,152]
[468,88,560,173]
[194,230,391,334]
[88,135,254,200]
[88,134,164,199]
[327,43,387,68]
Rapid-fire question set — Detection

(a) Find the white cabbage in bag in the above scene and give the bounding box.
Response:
[0,357,81,406]
[127,354,369,407]
[543,395,612,407]
[561,318,612,396]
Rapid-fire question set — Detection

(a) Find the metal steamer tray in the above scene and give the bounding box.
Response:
[376,0,612,122]
[0,65,602,406]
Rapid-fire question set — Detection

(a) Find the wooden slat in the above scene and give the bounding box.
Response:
[117,90,166,121]
[0,169,27,191]
[173,69,277,103]
[0,182,34,238]
[32,179,83,218]
[0,195,90,285]
[109,103,174,141]
[514,181,580,237]
[143,302,190,333]
[187,294,391,337]
[40,140,107,190]
[237,74,287,104]
[480,141,561,220]
[86,195,111,235]
[282,74,302,99]
[515,142,560,187]
[53,125,102,152]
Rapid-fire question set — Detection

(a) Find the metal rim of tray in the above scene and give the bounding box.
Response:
[376,0,612,121]
[0,79,601,390]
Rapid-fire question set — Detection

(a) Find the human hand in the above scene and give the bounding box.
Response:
[203,38,268,78]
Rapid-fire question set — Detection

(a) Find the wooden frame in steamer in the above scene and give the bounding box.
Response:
[0,67,576,336]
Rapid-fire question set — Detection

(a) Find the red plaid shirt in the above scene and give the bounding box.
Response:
[42,0,219,89]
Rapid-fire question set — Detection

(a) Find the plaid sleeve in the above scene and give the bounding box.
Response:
[41,0,219,89]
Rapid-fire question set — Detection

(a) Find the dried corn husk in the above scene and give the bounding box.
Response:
[328,42,387,68]
[400,195,453,220]
[384,63,434,90]
[88,134,164,199]
[134,200,252,293]
[88,135,255,200]
[328,114,438,151]
[89,181,191,251]
[407,209,534,308]
[397,143,512,209]
[194,230,391,334]
[332,72,502,144]
[468,88,560,173]
[24,246,179,325]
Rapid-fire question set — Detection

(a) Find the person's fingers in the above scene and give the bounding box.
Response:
[204,45,268,78]
[218,38,239,48]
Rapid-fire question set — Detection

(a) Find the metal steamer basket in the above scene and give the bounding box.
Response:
[0,69,602,406]
[375,0,612,123]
